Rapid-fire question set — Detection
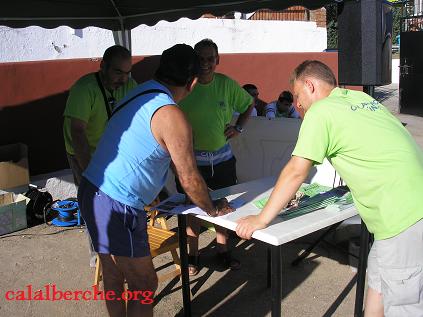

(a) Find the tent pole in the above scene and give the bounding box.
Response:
[112,28,132,52]
[109,0,131,52]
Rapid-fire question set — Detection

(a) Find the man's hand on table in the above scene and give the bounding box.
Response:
[214,198,234,215]
[207,198,234,217]
[183,196,234,217]
[235,215,267,239]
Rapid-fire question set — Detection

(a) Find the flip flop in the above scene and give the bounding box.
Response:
[188,255,200,276]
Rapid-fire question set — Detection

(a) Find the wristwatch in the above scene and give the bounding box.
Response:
[234,124,244,133]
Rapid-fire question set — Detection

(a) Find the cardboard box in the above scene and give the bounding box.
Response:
[0,192,28,235]
[0,143,30,190]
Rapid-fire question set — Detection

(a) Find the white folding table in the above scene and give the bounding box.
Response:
[171,176,369,317]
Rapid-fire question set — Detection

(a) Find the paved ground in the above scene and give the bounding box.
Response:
[0,219,359,317]
[1,83,421,317]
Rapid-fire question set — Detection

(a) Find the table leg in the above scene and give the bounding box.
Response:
[267,247,271,288]
[178,214,191,317]
[354,220,370,317]
[271,245,282,317]
[291,223,341,266]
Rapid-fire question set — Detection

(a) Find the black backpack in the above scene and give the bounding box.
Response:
[25,187,53,226]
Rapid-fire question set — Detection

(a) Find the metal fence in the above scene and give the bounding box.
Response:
[401,0,423,31]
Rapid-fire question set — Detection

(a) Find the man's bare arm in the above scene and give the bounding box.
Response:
[70,118,91,170]
[236,103,255,128]
[152,105,219,216]
[224,103,254,139]
[236,156,313,239]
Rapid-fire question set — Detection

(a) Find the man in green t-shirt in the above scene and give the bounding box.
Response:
[63,45,137,186]
[177,39,254,275]
[236,60,423,317]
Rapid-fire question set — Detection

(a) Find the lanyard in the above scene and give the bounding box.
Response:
[95,72,113,120]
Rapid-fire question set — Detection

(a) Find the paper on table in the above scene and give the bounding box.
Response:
[155,193,246,216]
[253,183,332,209]
[277,187,353,220]
[252,184,353,222]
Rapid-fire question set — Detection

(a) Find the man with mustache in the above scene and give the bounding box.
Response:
[63,45,137,186]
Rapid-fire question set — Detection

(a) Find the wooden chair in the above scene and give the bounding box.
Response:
[93,204,181,288]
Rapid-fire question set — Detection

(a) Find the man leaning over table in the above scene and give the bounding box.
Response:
[236,60,423,317]
[78,44,233,317]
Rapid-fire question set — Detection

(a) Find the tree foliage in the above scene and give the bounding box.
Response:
[326,3,338,49]
[392,7,401,44]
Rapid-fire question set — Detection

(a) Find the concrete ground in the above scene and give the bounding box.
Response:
[1,83,421,317]
[0,218,359,317]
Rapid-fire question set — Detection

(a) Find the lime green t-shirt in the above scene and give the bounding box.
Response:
[292,87,423,240]
[63,73,137,155]
[179,73,253,151]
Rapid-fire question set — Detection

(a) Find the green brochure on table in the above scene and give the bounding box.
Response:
[253,183,354,220]
[253,183,332,209]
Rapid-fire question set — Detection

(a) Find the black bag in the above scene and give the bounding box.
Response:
[25,187,53,226]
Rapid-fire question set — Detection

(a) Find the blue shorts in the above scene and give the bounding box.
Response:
[78,178,150,258]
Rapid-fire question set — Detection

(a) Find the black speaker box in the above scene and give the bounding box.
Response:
[338,0,393,86]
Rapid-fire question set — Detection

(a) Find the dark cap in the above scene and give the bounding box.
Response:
[155,44,200,86]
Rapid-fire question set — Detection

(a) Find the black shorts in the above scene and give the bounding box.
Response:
[175,156,237,193]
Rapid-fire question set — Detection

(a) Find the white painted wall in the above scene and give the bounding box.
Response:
[0,18,326,63]
[131,18,327,55]
[0,26,114,62]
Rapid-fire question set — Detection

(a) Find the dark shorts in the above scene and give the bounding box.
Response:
[78,178,150,258]
[175,156,237,193]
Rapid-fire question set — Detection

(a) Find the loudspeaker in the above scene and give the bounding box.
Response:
[338,0,393,86]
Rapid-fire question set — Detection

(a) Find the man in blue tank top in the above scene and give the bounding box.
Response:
[78,44,232,317]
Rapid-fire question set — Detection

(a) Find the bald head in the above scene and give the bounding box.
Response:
[290,60,337,113]
[290,60,337,87]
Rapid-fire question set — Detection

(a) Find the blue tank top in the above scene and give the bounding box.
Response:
[83,80,173,209]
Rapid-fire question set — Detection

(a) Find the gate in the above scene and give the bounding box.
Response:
[399,31,423,116]
[399,1,423,116]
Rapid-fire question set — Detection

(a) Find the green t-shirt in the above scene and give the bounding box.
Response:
[179,73,253,151]
[63,73,137,155]
[292,87,423,240]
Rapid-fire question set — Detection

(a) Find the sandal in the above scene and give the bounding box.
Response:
[188,255,200,276]
[217,251,241,270]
